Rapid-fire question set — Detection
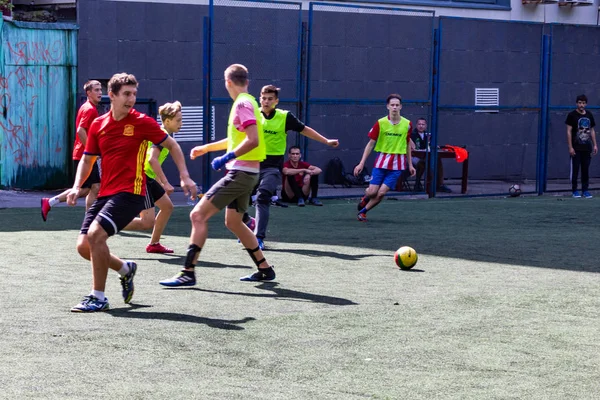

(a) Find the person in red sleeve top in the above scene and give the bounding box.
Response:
[40,80,103,221]
[66,72,197,313]
[354,94,415,222]
[281,146,323,206]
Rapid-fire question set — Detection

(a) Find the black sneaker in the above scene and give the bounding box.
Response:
[240,266,276,282]
[271,199,289,208]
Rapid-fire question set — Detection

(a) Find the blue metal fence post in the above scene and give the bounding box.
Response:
[430,27,442,198]
[537,34,551,195]
[202,15,212,191]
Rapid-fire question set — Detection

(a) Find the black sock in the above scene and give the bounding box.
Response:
[310,175,319,198]
[184,244,202,268]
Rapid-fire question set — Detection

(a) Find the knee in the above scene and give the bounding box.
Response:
[256,188,272,205]
[86,225,107,247]
[190,208,207,226]
[76,237,90,260]
[160,199,174,214]
[140,219,155,230]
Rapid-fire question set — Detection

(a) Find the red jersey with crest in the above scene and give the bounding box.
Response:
[72,100,99,160]
[84,109,168,197]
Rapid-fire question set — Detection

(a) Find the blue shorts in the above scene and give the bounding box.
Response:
[370,168,403,189]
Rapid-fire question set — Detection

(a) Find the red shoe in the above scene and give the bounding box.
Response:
[357,212,368,222]
[41,198,51,221]
[245,216,256,231]
[146,242,174,254]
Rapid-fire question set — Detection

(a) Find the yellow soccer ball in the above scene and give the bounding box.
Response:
[394,246,418,270]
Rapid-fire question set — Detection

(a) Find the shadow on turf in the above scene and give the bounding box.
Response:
[266,248,384,261]
[107,304,255,330]
[133,256,252,269]
[184,282,358,306]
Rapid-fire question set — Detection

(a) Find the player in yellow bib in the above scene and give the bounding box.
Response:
[354,94,416,222]
[160,64,276,286]
[123,101,183,253]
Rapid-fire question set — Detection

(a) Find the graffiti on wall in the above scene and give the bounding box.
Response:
[0,23,76,189]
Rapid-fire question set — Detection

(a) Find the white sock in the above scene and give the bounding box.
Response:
[251,195,257,202]
[271,195,279,201]
[49,196,61,207]
[117,261,130,277]
[91,290,105,301]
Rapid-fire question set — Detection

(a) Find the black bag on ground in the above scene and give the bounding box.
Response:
[325,157,350,187]
[345,165,370,187]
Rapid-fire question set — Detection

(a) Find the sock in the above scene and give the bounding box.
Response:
[117,261,130,277]
[271,195,278,201]
[359,207,368,214]
[91,290,105,301]
[184,244,202,269]
[251,194,257,203]
[49,196,60,207]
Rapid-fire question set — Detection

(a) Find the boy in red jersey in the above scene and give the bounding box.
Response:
[160,64,275,287]
[67,73,197,312]
[41,80,103,221]
[354,94,415,222]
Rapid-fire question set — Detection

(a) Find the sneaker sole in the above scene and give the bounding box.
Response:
[70,306,110,313]
[240,276,276,282]
[159,281,196,287]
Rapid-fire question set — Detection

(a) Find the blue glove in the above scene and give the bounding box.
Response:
[211,151,236,171]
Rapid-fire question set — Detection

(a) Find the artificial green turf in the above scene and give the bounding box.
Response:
[2,196,600,399]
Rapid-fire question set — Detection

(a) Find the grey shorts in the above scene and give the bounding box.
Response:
[258,167,281,194]
[205,170,259,213]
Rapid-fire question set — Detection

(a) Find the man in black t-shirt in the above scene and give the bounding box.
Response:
[566,94,597,198]
[243,85,339,250]
[410,117,450,192]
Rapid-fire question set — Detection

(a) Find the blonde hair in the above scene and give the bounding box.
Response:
[159,101,182,123]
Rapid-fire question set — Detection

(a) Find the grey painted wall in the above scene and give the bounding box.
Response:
[77,0,207,184]
[75,1,600,191]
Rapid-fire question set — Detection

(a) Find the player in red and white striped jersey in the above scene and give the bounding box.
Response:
[353,94,415,222]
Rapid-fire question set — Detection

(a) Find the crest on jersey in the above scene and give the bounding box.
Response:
[123,124,135,136]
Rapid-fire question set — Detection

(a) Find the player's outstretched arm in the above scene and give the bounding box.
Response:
[300,126,339,148]
[161,136,197,199]
[190,139,228,160]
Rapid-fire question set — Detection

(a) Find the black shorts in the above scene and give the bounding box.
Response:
[74,159,101,189]
[80,192,146,236]
[144,177,166,209]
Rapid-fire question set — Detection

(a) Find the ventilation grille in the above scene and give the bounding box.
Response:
[475,88,499,107]
[157,106,215,143]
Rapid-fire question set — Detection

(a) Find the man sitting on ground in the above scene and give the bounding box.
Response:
[281,146,323,206]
